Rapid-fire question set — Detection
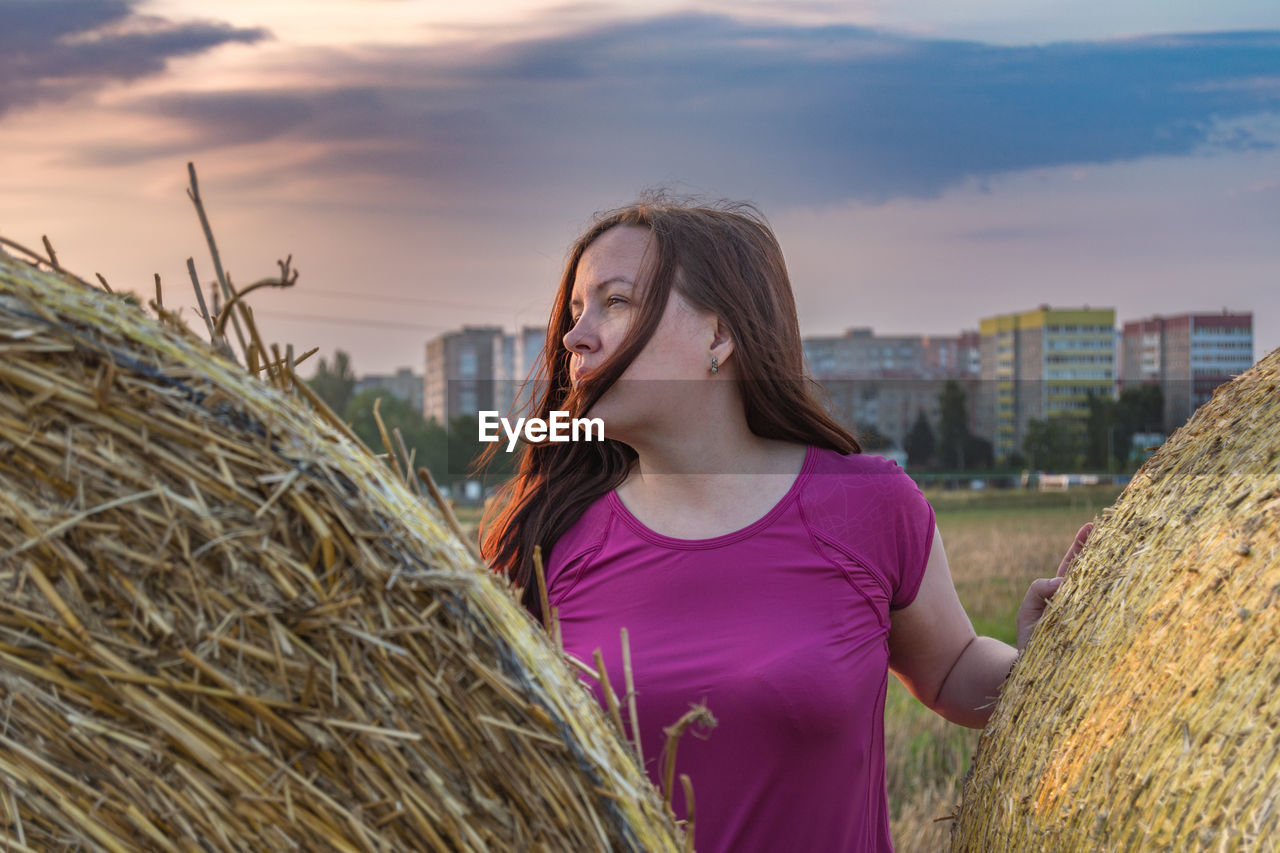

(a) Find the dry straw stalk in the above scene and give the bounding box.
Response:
[0,244,683,850]
[953,346,1280,851]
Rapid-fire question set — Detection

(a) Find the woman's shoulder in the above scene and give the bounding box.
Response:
[800,446,932,531]
[806,446,914,479]
[546,492,615,574]
[801,447,935,607]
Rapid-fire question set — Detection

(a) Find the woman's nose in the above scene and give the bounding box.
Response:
[563,314,597,354]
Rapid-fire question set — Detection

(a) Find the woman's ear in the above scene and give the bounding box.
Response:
[709,315,735,368]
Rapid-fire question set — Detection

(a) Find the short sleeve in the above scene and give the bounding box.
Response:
[884,469,935,609]
[545,496,613,604]
[802,451,936,611]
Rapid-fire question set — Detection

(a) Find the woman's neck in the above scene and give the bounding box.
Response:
[625,423,783,479]
[615,422,808,539]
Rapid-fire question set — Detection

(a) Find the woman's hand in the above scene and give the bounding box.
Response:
[1016,522,1093,652]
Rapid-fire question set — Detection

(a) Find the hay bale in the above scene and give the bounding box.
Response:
[0,248,682,851]
[952,347,1280,851]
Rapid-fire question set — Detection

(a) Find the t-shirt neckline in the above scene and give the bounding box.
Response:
[606,445,817,550]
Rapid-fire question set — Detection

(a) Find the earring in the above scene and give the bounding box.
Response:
[710,356,719,375]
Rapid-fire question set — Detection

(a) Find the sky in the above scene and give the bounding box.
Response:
[2,0,1278,376]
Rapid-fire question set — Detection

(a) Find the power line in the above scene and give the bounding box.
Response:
[252,310,452,332]
[299,288,504,312]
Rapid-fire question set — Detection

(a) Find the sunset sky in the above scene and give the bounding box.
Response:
[3,0,1278,375]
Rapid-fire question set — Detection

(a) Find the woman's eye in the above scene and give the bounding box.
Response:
[607,296,627,307]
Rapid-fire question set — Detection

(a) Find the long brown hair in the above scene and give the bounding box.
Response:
[481,197,860,618]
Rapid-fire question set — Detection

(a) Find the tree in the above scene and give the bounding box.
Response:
[1083,391,1113,470]
[1118,383,1164,431]
[904,410,935,469]
[343,389,448,486]
[1082,385,1164,471]
[308,350,357,415]
[447,414,481,489]
[962,434,994,469]
[441,415,517,493]
[1022,417,1083,472]
[936,380,972,469]
[1108,384,1162,468]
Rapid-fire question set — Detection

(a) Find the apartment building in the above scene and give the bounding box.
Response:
[804,328,924,377]
[803,328,981,450]
[353,367,423,413]
[423,325,547,423]
[1120,312,1254,433]
[923,330,982,378]
[978,306,1116,462]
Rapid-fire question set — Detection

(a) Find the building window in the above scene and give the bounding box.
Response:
[458,346,478,379]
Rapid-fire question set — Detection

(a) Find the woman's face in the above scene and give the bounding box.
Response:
[563,225,720,437]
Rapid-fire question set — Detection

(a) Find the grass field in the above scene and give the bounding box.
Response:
[457,486,1124,851]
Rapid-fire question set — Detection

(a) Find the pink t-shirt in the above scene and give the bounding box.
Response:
[546,446,936,852]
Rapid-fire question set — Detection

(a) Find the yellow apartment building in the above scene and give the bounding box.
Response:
[978,306,1116,463]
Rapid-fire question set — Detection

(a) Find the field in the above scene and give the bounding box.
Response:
[457,486,1123,851]
[888,485,1122,851]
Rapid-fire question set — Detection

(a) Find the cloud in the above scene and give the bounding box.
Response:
[63,13,1280,205]
[0,0,268,117]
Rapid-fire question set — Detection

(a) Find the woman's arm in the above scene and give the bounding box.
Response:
[888,524,1092,728]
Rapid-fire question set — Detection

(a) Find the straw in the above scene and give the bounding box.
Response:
[0,242,684,851]
[952,345,1280,851]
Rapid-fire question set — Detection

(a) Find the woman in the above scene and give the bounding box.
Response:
[482,199,1090,852]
